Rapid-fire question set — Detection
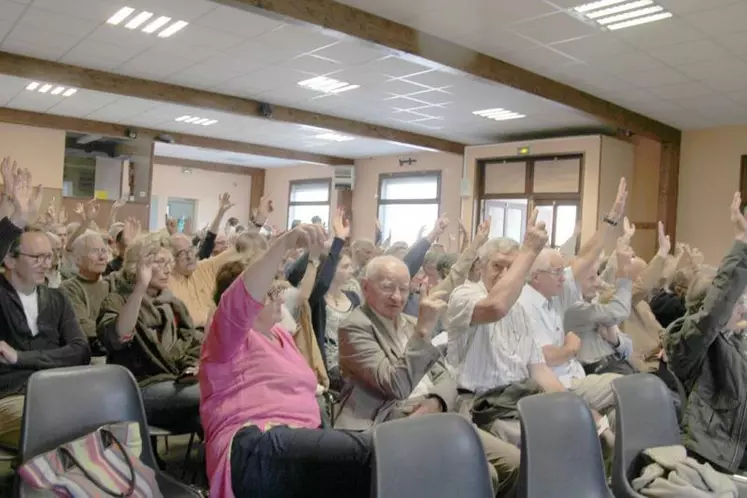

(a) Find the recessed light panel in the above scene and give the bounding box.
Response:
[175,115,218,126]
[298,76,360,95]
[314,133,355,142]
[26,81,78,97]
[573,0,672,30]
[472,108,526,122]
[107,6,188,38]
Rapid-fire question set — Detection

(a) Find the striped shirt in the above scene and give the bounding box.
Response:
[445,280,545,394]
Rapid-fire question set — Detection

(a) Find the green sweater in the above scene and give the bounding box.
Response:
[60,274,114,342]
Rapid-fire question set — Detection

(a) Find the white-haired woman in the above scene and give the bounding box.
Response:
[97,232,202,435]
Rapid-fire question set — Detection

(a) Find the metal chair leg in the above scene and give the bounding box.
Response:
[181,432,196,481]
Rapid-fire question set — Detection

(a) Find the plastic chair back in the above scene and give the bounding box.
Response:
[518,392,611,498]
[372,413,493,498]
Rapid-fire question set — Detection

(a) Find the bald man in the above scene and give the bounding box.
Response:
[60,231,114,357]
[336,255,519,497]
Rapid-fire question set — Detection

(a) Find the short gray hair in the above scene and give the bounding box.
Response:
[478,237,519,262]
[123,232,172,278]
[364,255,407,281]
[71,230,105,257]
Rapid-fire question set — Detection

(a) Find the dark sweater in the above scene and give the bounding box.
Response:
[0,218,91,397]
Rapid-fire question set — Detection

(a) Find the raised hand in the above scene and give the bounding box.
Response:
[112,197,127,210]
[415,287,447,338]
[253,196,273,225]
[608,177,628,223]
[0,157,17,195]
[218,192,235,213]
[136,254,155,289]
[82,199,100,221]
[11,168,43,223]
[656,221,671,257]
[430,214,449,239]
[522,208,549,253]
[615,238,635,276]
[286,223,326,252]
[475,217,491,242]
[332,207,350,239]
[731,192,747,243]
[622,217,636,242]
[122,217,140,245]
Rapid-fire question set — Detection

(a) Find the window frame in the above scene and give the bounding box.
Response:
[377,170,442,241]
[287,178,332,229]
[476,154,584,248]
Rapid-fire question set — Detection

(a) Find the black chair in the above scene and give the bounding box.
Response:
[372,413,493,498]
[611,373,681,498]
[16,365,201,497]
[517,392,611,498]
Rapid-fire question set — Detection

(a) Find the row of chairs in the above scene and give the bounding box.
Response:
[373,374,747,498]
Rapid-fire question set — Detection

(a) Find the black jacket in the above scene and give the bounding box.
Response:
[0,218,90,397]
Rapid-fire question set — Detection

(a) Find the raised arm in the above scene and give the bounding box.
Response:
[632,221,670,303]
[308,208,349,305]
[571,178,628,281]
[470,210,548,324]
[65,199,99,252]
[198,193,234,259]
[0,158,42,259]
[106,198,126,229]
[430,217,490,298]
[403,215,448,277]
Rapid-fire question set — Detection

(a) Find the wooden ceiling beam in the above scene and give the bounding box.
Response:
[0,107,350,166]
[0,51,464,155]
[211,0,681,144]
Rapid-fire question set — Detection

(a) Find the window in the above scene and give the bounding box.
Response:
[478,155,582,248]
[378,172,441,246]
[287,179,331,229]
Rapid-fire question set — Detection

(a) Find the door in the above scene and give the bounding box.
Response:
[167,197,197,233]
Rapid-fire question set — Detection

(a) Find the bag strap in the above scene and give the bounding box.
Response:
[59,429,136,498]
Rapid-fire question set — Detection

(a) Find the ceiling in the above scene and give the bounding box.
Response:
[336,0,747,130]
[154,142,325,168]
[0,0,615,163]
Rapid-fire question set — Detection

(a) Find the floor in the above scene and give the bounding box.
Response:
[0,434,205,497]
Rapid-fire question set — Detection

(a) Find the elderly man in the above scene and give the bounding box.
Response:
[168,193,238,330]
[60,231,114,358]
[0,161,90,449]
[336,255,519,497]
[517,179,627,433]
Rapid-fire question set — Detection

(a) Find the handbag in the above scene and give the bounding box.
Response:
[18,421,163,498]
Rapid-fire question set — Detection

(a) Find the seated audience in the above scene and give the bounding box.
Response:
[446,209,615,448]
[564,236,635,375]
[60,231,115,357]
[0,159,90,449]
[336,254,519,497]
[168,193,245,330]
[650,244,696,328]
[97,232,202,434]
[200,223,371,498]
[666,192,747,474]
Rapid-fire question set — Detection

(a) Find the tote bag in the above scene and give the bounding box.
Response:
[18,421,163,498]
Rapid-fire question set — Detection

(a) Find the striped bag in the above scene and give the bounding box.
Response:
[18,421,163,497]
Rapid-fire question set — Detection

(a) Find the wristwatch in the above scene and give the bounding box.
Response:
[602,215,618,226]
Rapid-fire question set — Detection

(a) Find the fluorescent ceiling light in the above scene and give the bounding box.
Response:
[25,82,39,91]
[388,140,438,152]
[607,11,672,29]
[473,108,526,121]
[38,84,52,93]
[50,86,65,95]
[158,20,188,38]
[574,0,628,13]
[298,76,360,95]
[176,115,218,126]
[300,124,332,133]
[125,11,152,29]
[62,88,77,97]
[597,5,662,24]
[142,16,171,34]
[574,0,671,30]
[107,6,135,25]
[585,0,652,18]
[315,133,355,142]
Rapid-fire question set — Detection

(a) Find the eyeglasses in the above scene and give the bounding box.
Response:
[153,258,175,270]
[376,282,410,297]
[19,252,53,265]
[536,268,565,277]
[88,248,109,256]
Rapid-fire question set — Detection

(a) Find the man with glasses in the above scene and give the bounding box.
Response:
[336,255,520,497]
[0,160,90,449]
[61,231,116,360]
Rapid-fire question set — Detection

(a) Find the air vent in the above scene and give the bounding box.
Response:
[333,165,355,190]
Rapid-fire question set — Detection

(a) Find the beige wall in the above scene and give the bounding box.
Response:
[630,136,661,260]
[151,163,252,231]
[463,136,604,247]
[0,122,65,189]
[263,164,335,229]
[599,136,635,253]
[353,152,463,243]
[678,126,747,264]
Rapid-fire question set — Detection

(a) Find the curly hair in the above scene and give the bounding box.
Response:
[122,232,173,279]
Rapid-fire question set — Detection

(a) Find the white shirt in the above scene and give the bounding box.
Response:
[18,289,39,337]
[518,267,586,387]
[445,280,545,394]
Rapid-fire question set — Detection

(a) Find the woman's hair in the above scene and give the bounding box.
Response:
[436,253,459,280]
[672,268,695,298]
[236,230,268,253]
[122,232,173,278]
[213,256,288,306]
